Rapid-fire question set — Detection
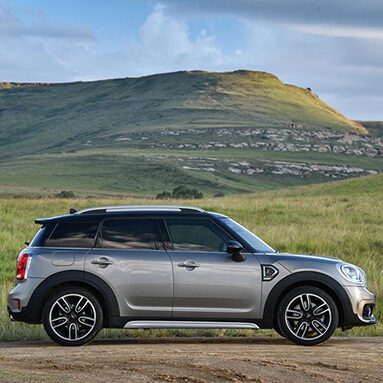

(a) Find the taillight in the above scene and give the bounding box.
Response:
[16,253,29,281]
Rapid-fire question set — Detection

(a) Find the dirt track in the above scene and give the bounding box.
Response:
[0,337,382,382]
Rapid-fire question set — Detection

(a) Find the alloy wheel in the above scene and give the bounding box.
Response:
[49,293,97,341]
[284,293,332,341]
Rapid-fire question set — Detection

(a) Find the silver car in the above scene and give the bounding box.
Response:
[8,205,377,346]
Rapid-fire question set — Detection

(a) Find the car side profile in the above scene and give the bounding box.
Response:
[8,205,377,346]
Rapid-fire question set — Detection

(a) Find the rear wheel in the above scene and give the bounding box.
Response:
[277,286,338,346]
[42,287,103,346]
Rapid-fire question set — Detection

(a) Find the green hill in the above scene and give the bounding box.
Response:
[0,70,366,157]
[0,70,381,197]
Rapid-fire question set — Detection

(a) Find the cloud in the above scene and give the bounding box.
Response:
[0,5,95,41]
[159,0,383,31]
[0,5,98,82]
[126,4,226,73]
[291,25,383,41]
[0,3,226,81]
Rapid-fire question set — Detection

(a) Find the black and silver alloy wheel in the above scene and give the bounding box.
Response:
[43,287,103,346]
[277,286,338,346]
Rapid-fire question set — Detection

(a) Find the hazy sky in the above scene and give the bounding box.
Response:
[0,0,382,120]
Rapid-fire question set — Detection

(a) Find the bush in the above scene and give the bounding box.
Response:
[156,185,203,200]
[55,190,76,199]
[156,191,172,199]
[214,192,225,198]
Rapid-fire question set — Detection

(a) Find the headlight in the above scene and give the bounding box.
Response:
[338,263,364,284]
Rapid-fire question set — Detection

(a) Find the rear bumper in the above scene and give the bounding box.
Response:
[7,299,43,324]
[7,278,45,324]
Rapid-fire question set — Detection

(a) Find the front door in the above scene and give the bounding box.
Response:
[163,218,262,319]
[86,218,173,318]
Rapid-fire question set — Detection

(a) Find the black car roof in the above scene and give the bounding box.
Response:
[35,208,220,224]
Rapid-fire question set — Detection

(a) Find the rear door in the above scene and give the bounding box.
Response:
[85,218,173,318]
[162,218,262,319]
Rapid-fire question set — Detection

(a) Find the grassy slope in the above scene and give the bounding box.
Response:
[0,70,366,159]
[4,148,383,198]
[1,173,382,340]
[357,121,383,137]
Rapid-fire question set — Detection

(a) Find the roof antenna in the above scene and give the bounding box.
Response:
[69,208,77,214]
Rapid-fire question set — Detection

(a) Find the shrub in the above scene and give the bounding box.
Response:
[156,185,203,200]
[156,191,172,199]
[55,190,76,199]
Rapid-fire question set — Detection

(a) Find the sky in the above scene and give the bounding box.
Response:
[0,0,382,120]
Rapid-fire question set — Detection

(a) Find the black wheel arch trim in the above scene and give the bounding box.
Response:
[263,271,353,328]
[13,270,120,324]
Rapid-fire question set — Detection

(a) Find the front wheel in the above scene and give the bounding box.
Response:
[42,287,103,346]
[277,286,338,346]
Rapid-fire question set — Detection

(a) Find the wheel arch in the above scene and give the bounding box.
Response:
[263,271,350,329]
[25,270,120,325]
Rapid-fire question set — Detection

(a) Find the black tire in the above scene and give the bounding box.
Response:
[42,287,103,346]
[273,322,285,337]
[277,286,338,346]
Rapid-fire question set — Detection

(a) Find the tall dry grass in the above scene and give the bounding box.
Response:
[1,175,382,340]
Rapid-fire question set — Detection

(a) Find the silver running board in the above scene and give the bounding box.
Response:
[124,320,259,329]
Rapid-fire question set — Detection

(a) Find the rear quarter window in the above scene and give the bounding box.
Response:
[30,223,55,246]
[42,222,99,248]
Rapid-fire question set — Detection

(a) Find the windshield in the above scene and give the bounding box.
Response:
[219,217,274,253]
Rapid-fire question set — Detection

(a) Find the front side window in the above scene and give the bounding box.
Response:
[98,219,156,249]
[218,217,274,253]
[43,222,98,248]
[165,219,231,252]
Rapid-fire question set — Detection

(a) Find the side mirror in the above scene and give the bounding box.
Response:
[227,240,246,262]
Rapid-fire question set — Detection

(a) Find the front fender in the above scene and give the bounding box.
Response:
[262,271,352,326]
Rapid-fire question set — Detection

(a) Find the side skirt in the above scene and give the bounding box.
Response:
[124,320,259,329]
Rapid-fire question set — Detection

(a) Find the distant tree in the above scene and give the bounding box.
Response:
[156,185,203,200]
[214,192,225,198]
[306,87,312,92]
[172,185,203,199]
[55,190,76,199]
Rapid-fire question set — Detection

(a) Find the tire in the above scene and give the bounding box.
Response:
[277,286,338,346]
[42,287,103,346]
[273,322,285,337]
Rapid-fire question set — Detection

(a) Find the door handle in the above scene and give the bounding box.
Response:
[177,260,200,269]
[91,257,113,267]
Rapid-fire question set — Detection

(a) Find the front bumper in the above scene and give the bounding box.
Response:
[342,285,377,328]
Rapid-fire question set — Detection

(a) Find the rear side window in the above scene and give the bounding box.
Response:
[165,219,231,252]
[97,219,156,249]
[43,222,98,248]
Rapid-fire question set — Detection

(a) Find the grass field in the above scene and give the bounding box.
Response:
[1,173,382,341]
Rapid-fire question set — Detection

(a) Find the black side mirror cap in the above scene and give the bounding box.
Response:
[227,240,246,262]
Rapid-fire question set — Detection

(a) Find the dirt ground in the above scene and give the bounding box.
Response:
[0,337,382,383]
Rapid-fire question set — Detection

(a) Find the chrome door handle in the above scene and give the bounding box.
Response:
[177,260,200,268]
[91,258,113,267]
